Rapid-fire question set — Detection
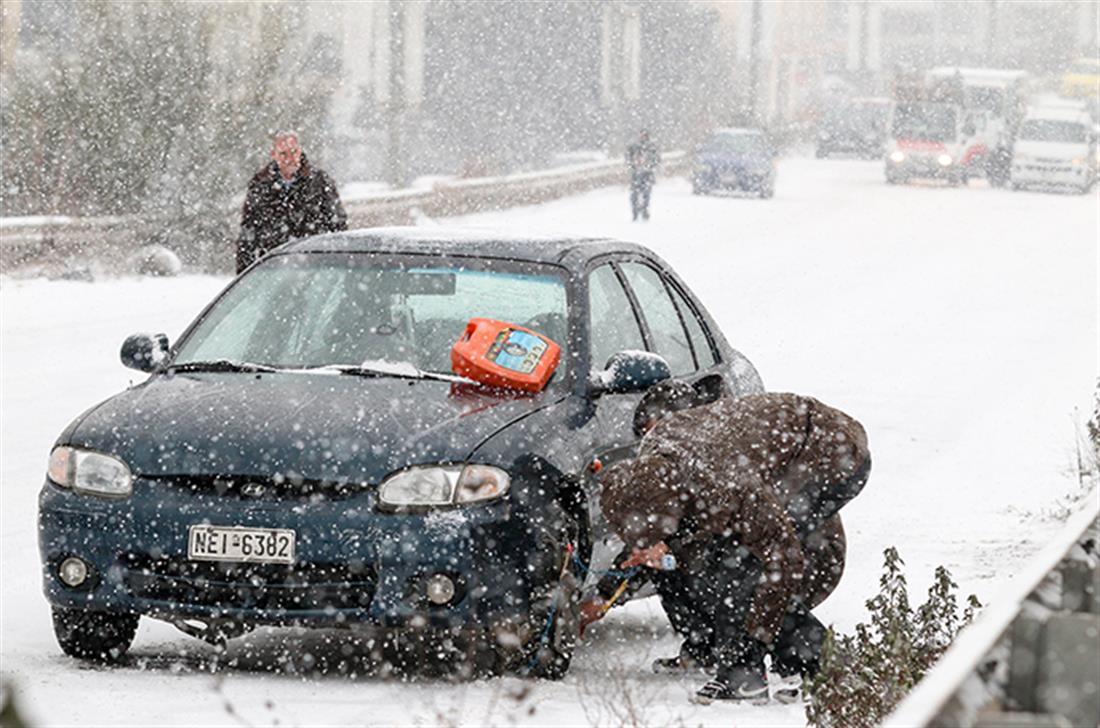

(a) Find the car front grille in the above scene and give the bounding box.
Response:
[147,475,368,503]
[121,553,376,613]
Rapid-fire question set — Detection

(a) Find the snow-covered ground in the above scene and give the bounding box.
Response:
[2,158,1096,726]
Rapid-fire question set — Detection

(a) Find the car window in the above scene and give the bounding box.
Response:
[174,254,570,379]
[588,264,646,371]
[618,262,695,376]
[667,282,717,369]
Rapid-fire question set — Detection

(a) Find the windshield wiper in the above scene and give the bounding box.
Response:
[168,359,279,374]
[308,360,475,385]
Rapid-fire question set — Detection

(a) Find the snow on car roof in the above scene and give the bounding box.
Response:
[280,226,641,264]
[1024,106,1092,123]
[927,67,1030,84]
[711,127,765,136]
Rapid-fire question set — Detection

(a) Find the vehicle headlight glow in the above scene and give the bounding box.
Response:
[48,446,133,498]
[1071,157,1085,167]
[378,464,511,508]
[937,154,953,167]
[889,150,905,163]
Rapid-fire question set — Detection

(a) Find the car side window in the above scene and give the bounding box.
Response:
[618,262,695,376]
[668,282,717,369]
[588,264,646,371]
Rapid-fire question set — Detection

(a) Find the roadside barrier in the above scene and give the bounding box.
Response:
[885,499,1100,728]
[0,153,687,275]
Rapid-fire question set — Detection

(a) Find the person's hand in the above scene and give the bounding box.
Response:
[621,541,669,569]
[579,597,606,636]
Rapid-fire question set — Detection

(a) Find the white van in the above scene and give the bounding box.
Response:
[1010,107,1096,193]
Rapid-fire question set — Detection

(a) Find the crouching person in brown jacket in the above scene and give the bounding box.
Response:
[587,382,870,704]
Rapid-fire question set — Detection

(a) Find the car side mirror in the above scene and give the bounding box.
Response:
[121,333,169,372]
[590,351,671,395]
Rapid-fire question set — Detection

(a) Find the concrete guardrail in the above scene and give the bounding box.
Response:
[886,500,1100,728]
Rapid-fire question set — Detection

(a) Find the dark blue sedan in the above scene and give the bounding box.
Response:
[38,228,763,677]
[691,128,779,198]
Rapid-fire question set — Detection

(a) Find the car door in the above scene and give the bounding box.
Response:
[579,260,651,582]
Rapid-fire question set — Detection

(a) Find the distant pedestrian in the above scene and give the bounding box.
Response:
[236,132,347,273]
[627,130,660,221]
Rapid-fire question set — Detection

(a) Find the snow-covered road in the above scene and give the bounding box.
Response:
[2,158,1096,726]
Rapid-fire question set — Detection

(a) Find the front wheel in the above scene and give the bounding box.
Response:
[52,607,138,662]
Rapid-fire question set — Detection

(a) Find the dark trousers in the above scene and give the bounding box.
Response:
[652,540,764,682]
[630,174,654,219]
[654,456,871,680]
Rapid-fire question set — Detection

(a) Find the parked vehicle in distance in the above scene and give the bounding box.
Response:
[37,228,764,677]
[885,101,970,186]
[1010,106,1097,194]
[1061,58,1100,106]
[691,128,778,198]
[816,97,890,159]
[887,68,1029,187]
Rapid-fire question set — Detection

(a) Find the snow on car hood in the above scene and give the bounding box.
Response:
[1013,140,1089,160]
[64,372,555,484]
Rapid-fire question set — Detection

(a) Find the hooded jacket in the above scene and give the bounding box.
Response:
[598,392,869,641]
[236,154,347,273]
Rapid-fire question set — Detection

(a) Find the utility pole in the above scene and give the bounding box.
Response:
[747,0,762,125]
[377,1,424,189]
[986,0,999,66]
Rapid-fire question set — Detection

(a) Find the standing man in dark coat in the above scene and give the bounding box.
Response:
[236,132,347,273]
[626,130,660,221]
[584,383,870,704]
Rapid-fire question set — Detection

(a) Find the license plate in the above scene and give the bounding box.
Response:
[187,525,296,564]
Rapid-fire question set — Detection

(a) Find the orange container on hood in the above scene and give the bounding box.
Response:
[451,318,561,393]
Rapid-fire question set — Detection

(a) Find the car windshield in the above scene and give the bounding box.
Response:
[825,104,888,131]
[1017,120,1088,143]
[173,253,571,380]
[892,104,957,142]
[699,133,768,156]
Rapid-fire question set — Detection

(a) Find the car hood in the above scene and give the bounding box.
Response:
[65,372,558,484]
[1013,140,1088,160]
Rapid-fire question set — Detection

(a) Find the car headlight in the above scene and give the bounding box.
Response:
[937,154,953,167]
[378,464,511,508]
[889,150,905,163]
[1071,157,1086,167]
[48,446,133,498]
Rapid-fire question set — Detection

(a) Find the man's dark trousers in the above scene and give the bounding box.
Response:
[654,457,871,679]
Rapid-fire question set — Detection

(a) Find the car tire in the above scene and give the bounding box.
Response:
[691,183,706,196]
[815,147,828,159]
[52,606,139,662]
[759,184,775,199]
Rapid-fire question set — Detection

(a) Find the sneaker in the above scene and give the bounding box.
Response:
[652,654,711,674]
[690,672,769,705]
[771,673,803,704]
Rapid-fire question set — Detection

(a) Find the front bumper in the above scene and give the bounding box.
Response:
[38,477,539,630]
[692,167,772,191]
[886,155,957,180]
[1011,162,1093,187]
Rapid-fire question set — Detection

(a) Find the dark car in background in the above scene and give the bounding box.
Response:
[816,97,891,159]
[691,128,778,198]
[38,228,763,677]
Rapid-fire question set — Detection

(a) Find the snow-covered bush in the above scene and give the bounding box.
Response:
[804,547,980,728]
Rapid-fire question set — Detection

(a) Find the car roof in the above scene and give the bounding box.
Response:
[710,127,765,136]
[280,226,653,267]
[1024,107,1091,123]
